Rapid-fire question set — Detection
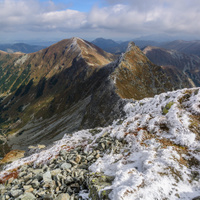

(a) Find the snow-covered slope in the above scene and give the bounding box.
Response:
[0,87,200,199]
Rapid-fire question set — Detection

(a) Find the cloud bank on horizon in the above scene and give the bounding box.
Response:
[0,0,199,42]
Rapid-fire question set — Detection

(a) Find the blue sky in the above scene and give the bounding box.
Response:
[0,0,200,43]
[42,0,105,12]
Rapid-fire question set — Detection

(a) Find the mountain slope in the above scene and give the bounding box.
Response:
[0,38,122,151]
[143,46,200,86]
[0,87,199,200]
[160,40,200,57]
[0,38,195,154]
[112,42,193,99]
[91,38,121,54]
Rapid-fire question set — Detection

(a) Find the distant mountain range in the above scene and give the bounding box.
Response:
[0,43,46,53]
[91,38,159,54]
[92,38,200,58]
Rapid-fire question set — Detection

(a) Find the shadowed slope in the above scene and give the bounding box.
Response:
[143,46,200,86]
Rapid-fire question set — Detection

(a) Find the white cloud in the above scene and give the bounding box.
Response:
[0,0,86,32]
[86,0,200,37]
[0,0,200,41]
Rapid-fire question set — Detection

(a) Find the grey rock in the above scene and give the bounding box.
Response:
[43,170,52,183]
[10,189,23,198]
[65,176,74,184]
[87,155,94,161]
[51,168,61,176]
[42,165,49,172]
[61,163,72,170]
[67,187,73,194]
[70,194,75,200]
[75,155,81,163]
[31,179,40,189]
[31,169,43,175]
[79,164,88,169]
[56,193,71,200]
[20,165,28,172]
[36,173,43,182]
[49,158,56,165]
[88,172,114,200]
[12,184,20,190]
[18,171,27,178]
[0,184,6,193]
[101,143,105,149]
[24,173,33,182]
[37,191,46,196]
[69,160,77,166]
[18,192,36,200]
[23,185,32,191]
[40,194,54,200]
[59,149,68,158]
[4,195,10,200]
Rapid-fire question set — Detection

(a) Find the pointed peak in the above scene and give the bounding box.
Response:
[126,41,136,52]
[71,37,81,40]
[119,41,144,63]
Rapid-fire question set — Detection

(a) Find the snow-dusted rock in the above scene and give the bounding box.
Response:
[0,87,200,200]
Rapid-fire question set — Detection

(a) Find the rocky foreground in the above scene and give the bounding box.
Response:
[0,132,123,199]
[0,87,200,200]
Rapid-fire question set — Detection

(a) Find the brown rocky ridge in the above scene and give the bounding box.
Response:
[0,38,196,156]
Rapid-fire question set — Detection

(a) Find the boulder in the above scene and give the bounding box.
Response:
[56,193,71,200]
[17,192,36,200]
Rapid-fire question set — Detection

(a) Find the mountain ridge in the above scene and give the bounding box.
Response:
[0,37,197,154]
[0,37,123,151]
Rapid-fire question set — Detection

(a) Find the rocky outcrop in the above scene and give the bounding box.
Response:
[0,131,125,200]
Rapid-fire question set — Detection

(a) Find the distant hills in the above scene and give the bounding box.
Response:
[2,38,200,57]
[91,38,159,54]
[0,43,46,53]
[92,38,200,58]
